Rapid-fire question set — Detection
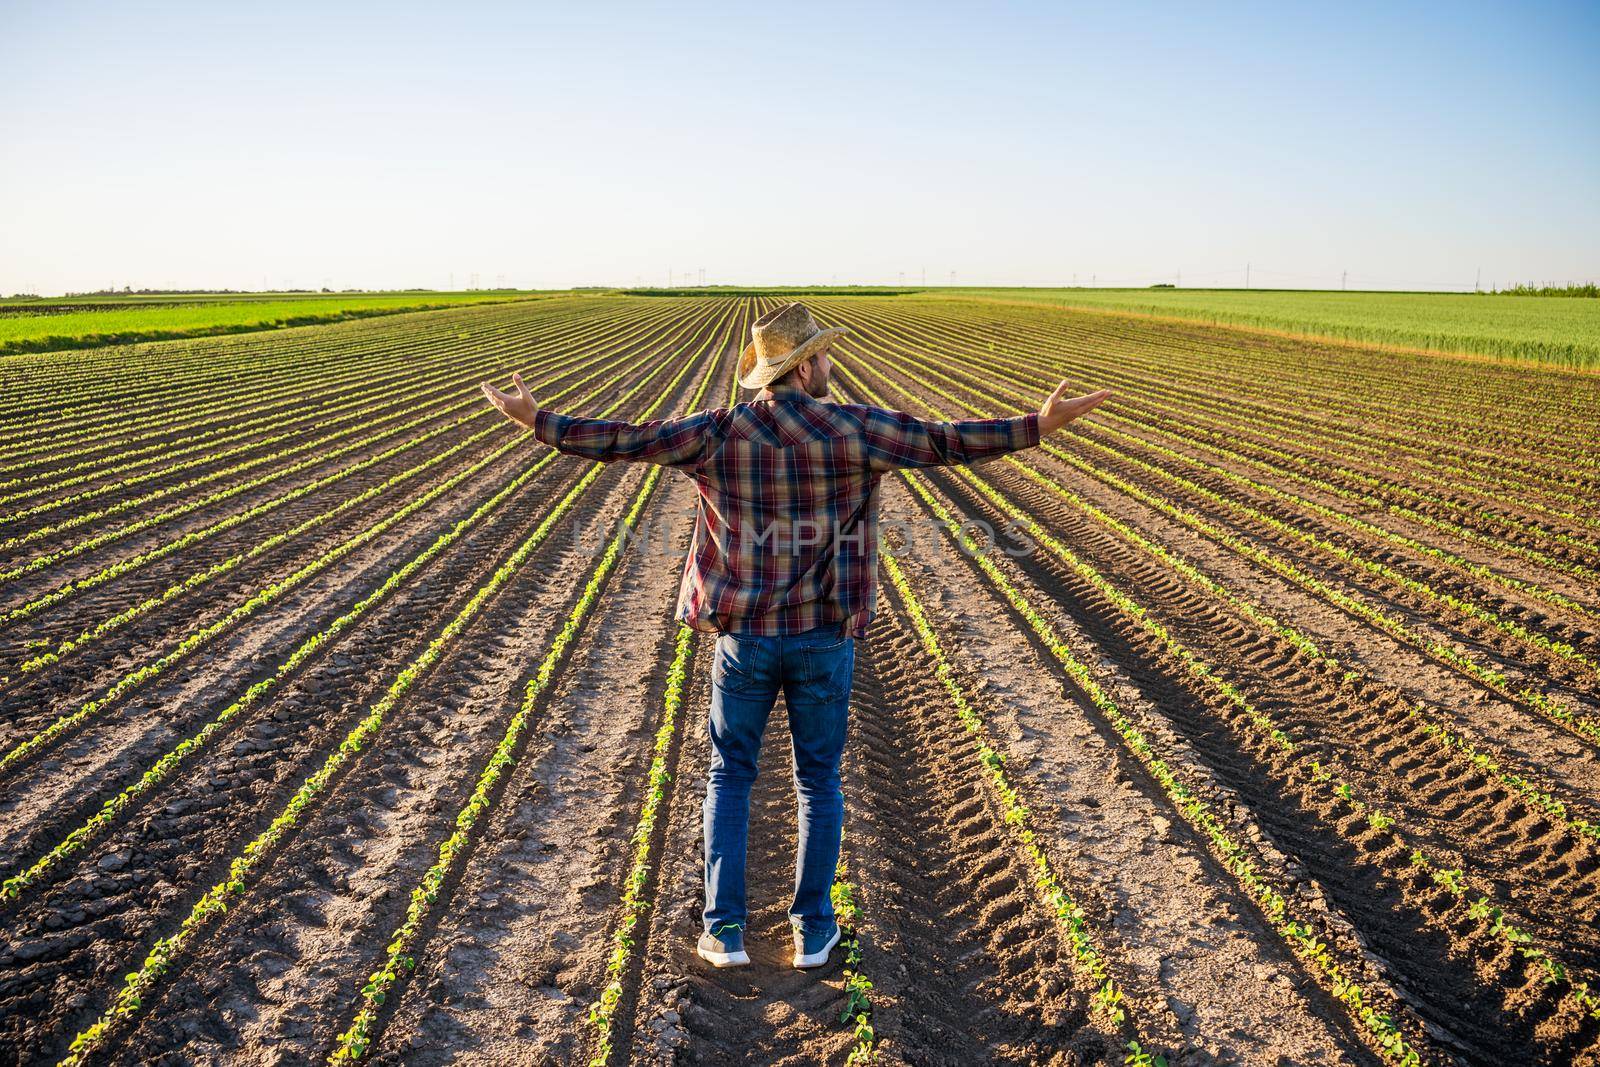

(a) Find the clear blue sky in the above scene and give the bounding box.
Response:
[2,0,1596,294]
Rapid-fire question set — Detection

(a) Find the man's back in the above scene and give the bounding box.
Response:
[531,381,1038,637]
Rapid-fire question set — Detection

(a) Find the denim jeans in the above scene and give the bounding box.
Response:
[703,627,854,937]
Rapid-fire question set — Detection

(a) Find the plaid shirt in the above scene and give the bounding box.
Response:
[532,383,1039,637]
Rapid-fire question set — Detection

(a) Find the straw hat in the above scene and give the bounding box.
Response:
[737,302,848,391]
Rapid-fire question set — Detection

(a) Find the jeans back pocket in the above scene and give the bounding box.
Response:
[714,635,771,694]
[801,638,854,703]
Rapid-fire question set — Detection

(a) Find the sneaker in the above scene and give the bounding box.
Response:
[697,923,750,968]
[792,921,841,969]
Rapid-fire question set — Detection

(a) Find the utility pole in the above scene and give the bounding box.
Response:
[949,270,955,286]
[1245,263,1251,289]
[898,271,905,286]
[1341,270,1347,291]
[1091,274,1096,287]
[1475,266,1481,292]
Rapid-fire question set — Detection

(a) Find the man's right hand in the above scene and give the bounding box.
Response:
[481,372,539,429]
[1038,379,1112,434]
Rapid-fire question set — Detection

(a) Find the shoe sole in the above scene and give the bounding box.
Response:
[697,946,750,968]
[792,926,841,969]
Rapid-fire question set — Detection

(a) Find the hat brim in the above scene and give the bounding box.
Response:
[738,327,848,391]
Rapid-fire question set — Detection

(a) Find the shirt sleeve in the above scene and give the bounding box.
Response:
[531,407,712,469]
[860,407,1040,473]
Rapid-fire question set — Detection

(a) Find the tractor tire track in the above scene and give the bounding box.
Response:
[877,486,1380,1067]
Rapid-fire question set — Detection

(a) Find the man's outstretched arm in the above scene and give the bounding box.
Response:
[862,379,1111,472]
[480,372,708,468]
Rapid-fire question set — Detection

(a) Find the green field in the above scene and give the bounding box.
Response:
[4,295,1598,1066]
[938,287,1600,370]
[0,291,547,355]
[6,285,1597,371]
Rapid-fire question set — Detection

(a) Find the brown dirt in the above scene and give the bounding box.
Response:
[2,294,1596,1066]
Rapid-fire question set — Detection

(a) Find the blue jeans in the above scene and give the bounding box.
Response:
[703,627,854,937]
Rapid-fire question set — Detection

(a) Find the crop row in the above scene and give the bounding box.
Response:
[970,302,1600,507]
[0,297,607,447]
[890,298,1598,500]
[0,303,729,680]
[576,364,745,1066]
[54,308,732,1065]
[851,302,1600,584]
[0,310,547,509]
[941,458,1598,1015]
[830,845,879,1065]
[860,301,1600,554]
[580,625,697,1066]
[0,301,648,515]
[331,463,667,1061]
[327,333,728,1061]
[0,301,705,553]
[0,323,713,844]
[0,300,711,589]
[59,458,611,1066]
[2,431,594,901]
[0,299,564,458]
[0,312,720,780]
[843,354,1600,1053]
[2,299,665,480]
[892,464,1424,1064]
[2,338,495,526]
[0,299,662,496]
[879,548,1159,1059]
[923,296,1600,465]
[0,302,700,601]
[988,454,1600,847]
[845,345,1600,866]
[878,329,1600,692]
[836,327,1600,749]
[832,347,1600,838]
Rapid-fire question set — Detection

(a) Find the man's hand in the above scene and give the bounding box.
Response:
[1038,379,1111,434]
[481,372,539,429]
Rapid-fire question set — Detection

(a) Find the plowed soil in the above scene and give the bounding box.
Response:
[1,293,1595,1066]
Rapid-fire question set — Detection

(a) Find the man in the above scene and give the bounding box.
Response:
[482,302,1109,972]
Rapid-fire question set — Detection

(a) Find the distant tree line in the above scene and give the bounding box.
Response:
[1487,283,1598,298]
